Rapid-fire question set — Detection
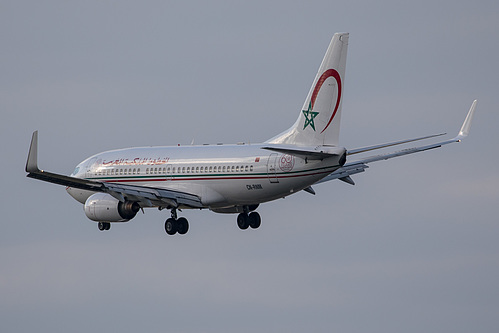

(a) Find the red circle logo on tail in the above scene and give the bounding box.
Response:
[309,69,342,134]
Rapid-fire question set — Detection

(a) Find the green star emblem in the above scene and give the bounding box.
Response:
[302,102,319,131]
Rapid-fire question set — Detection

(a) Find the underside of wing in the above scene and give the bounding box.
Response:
[103,183,203,209]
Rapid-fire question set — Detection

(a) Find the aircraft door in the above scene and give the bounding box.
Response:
[85,157,97,178]
[267,153,279,183]
[166,164,173,181]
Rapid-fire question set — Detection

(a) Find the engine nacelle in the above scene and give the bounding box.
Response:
[84,193,140,222]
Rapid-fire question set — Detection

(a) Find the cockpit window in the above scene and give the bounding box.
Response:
[71,167,80,176]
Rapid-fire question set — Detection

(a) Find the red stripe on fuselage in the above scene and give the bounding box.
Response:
[99,168,337,184]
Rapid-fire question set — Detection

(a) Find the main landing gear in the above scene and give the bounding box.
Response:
[237,211,261,230]
[165,209,189,235]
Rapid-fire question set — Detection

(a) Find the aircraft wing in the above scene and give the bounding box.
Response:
[25,131,203,209]
[316,100,477,186]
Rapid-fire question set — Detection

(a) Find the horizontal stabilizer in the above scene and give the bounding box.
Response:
[315,163,368,184]
[339,175,355,185]
[303,186,316,195]
[262,144,346,160]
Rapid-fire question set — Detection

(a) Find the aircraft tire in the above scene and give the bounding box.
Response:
[177,217,189,235]
[248,212,261,229]
[98,222,111,231]
[165,218,178,235]
[237,213,249,230]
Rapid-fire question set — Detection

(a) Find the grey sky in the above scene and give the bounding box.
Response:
[1,1,498,332]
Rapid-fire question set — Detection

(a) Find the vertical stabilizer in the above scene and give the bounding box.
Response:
[267,33,349,146]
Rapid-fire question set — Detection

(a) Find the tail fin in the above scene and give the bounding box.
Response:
[267,33,349,146]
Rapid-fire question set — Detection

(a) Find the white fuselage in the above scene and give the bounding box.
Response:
[67,144,343,210]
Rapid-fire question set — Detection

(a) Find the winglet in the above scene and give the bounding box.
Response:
[26,131,40,173]
[456,100,477,141]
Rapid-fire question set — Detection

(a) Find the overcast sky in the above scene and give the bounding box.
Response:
[1,1,498,332]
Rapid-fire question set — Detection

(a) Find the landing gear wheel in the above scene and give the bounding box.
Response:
[165,218,177,235]
[177,217,189,235]
[98,222,111,231]
[237,213,249,230]
[248,212,261,229]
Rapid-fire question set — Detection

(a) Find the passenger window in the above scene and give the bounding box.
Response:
[196,167,199,173]
[250,165,253,172]
[187,167,190,173]
[245,166,248,172]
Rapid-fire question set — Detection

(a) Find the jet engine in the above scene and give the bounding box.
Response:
[84,193,140,222]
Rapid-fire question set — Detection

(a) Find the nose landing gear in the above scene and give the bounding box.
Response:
[98,222,111,231]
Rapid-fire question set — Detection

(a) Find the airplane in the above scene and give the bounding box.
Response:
[25,32,477,235]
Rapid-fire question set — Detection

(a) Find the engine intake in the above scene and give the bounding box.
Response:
[84,193,140,222]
